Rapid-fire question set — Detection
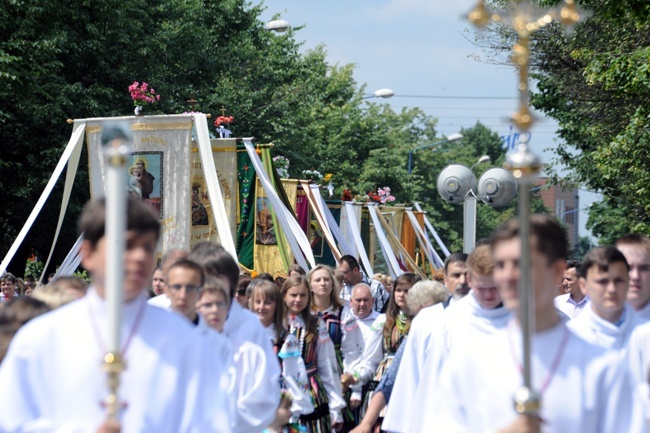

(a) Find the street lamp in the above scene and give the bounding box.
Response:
[407,133,463,175]
[265,19,291,32]
[363,88,395,99]
[437,159,517,252]
[470,155,491,170]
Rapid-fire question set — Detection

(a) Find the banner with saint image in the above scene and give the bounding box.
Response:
[86,115,194,262]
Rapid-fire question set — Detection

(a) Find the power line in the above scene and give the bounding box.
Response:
[395,94,517,100]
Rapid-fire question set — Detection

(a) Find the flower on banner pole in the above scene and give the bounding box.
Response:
[301,169,323,184]
[214,115,234,138]
[273,155,291,179]
[129,81,161,116]
[342,185,396,205]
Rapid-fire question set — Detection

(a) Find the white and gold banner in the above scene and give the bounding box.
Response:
[189,138,238,248]
[86,115,196,264]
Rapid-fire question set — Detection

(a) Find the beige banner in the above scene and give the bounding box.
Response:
[190,138,238,248]
[86,116,194,264]
[253,179,299,274]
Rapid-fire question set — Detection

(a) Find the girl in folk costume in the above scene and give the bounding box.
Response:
[282,276,346,433]
[250,280,287,354]
[309,265,357,431]
[249,281,297,433]
[309,265,345,370]
[360,272,420,431]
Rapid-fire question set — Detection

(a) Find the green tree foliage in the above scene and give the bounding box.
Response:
[483,1,650,242]
[0,0,536,273]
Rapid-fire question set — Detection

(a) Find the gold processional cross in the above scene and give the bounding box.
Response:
[465,0,586,417]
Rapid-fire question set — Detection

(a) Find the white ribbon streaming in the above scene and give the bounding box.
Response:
[413,202,451,258]
[0,122,87,279]
[405,209,444,269]
[40,121,85,282]
[194,114,237,260]
[302,183,341,260]
[243,139,315,270]
[315,191,355,256]
[53,235,84,278]
[366,204,402,279]
[343,202,374,277]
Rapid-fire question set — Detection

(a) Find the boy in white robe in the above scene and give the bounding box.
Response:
[0,198,228,433]
[166,259,233,433]
[568,246,643,351]
[419,215,647,433]
[189,242,281,433]
[386,244,510,433]
[616,234,650,322]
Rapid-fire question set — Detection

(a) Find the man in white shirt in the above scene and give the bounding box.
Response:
[420,215,646,433]
[189,242,281,433]
[554,259,589,319]
[441,253,470,305]
[0,198,227,433]
[338,255,387,312]
[340,283,383,420]
[616,234,650,322]
[391,244,510,433]
[569,246,643,350]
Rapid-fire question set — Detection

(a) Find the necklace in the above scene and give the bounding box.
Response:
[288,314,306,354]
[87,295,148,357]
[507,321,570,395]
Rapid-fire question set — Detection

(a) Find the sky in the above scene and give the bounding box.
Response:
[258,0,599,240]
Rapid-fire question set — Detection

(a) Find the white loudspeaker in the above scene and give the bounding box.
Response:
[436,164,477,203]
[477,168,518,207]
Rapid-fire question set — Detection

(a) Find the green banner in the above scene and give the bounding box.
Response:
[236,149,255,269]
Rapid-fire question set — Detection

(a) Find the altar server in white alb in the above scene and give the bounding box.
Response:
[399,244,510,433]
[189,242,281,433]
[165,258,233,433]
[422,215,647,433]
[568,246,643,351]
[0,198,229,433]
[616,234,650,322]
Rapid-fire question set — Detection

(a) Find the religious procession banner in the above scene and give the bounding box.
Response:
[253,179,300,274]
[86,114,235,265]
[236,149,256,269]
[190,138,238,248]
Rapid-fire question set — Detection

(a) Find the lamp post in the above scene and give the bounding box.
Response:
[407,133,463,175]
[437,160,517,253]
[265,19,290,33]
[362,88,395,100]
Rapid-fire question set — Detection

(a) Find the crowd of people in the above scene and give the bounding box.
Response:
[1,197,650,432]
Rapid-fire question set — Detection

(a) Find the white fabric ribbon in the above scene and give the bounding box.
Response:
[413,202,451,258]
[243,139,315,270]
[53,235,84,278]
[315,191,355,256]
[0,122,87,279]
[405,209,444,269]
[300,183,342,260]
[40,121,85,282]
[193,114,237,260]
[343,202,374,277]
[366,204,402,279]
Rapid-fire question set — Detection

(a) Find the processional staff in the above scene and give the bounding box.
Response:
[466,0,586,417]
[99,122,133,420]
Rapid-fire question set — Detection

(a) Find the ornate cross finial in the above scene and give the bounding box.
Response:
[465,0,587,420]
[468,0,583,136]
[187,95,198,111]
